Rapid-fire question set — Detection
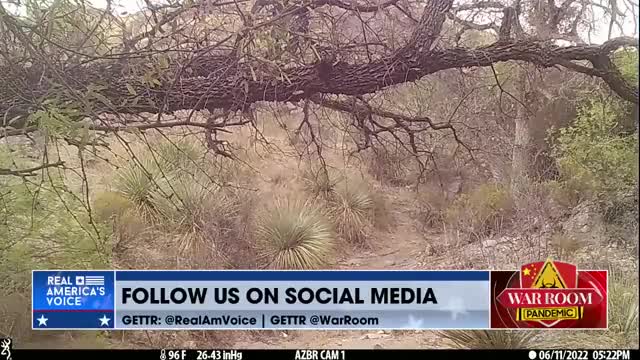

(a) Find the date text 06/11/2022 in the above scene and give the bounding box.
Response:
[530,350,632,360]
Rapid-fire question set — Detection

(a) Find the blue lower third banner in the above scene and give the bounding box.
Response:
[32,270,490,330]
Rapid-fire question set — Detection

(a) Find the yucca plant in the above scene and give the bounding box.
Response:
[540,269,638,349]
[113,158,161,216]
[437,330,539,349]
[153,139,203,173]
[328,180,374,245]
[149,174,217,231]
[301,166,341,199]
[608,269,639,335]
[255,198,335,270]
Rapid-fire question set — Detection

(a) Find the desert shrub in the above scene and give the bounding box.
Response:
[328,180,375,245]
[0,172,111,294]
[550,100,638,203]
[364,147,412,186]
[549,231,581,260]
[415,187,449,229]
[255,198,334,269]
[149,174,216,230]
[200,189,256,268]
[112,157,162,216]
[112,208,149,252]
[92,191,135,223]
[543,180,583,209]
[153,139,203,173]
[437,330,539,349]
[608,270,639,337]
[549,269,639,348]
[300,165,341,199]
[370,191,395,231]
[444,183,514,240]
[0,148,111,340]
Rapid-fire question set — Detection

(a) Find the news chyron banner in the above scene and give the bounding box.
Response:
[31,259,607,330]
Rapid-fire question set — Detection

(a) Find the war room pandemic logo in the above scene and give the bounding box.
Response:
[491,258,608,329]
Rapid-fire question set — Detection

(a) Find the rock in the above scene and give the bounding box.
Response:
[360,333,390,340]
[483,239,497,247]
[374,344,384,350]
[424,244,435,256]
[562,201,606,243]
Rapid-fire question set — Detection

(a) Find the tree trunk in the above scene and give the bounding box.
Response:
[511,67,532,197]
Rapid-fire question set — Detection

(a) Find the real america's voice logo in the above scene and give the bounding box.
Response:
[490,258,608,329]
[45,274,106,306]
[32,271,115,329]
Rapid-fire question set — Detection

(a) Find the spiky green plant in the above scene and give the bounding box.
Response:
[113,158,161,216]
[149,174,217,230]
[154,139,203,173]
[328,180,374,244]
[255,198,334,269]
[437,330,539,349]
[608,270,639,335]
[301,166,341,199]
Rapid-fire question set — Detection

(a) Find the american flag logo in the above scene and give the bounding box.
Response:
[75,275,104,286]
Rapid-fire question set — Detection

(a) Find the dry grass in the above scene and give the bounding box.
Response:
[437,330,539,349]
[543,269,639,349]
[370,191,395,231]
[300,165,342,199]
[550,232,581,260]
[414,187,449,230]
[444,183,515,241]
[363,146,416,187]
[328,179,375,245]
[92,191,136,223]
[255,197,335,270]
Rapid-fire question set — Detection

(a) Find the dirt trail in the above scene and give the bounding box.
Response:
[233,190,447,349]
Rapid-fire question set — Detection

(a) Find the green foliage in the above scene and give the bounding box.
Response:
[153,139,203,173]
[92,191,135,223]
[0,146,111,297]
[550,100,639,205]
[613,49,639,86]
[113,157,161,216]
[445,183,514,238]
[255,198,334,270]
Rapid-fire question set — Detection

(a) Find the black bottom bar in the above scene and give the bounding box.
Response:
[7,349,640,360]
